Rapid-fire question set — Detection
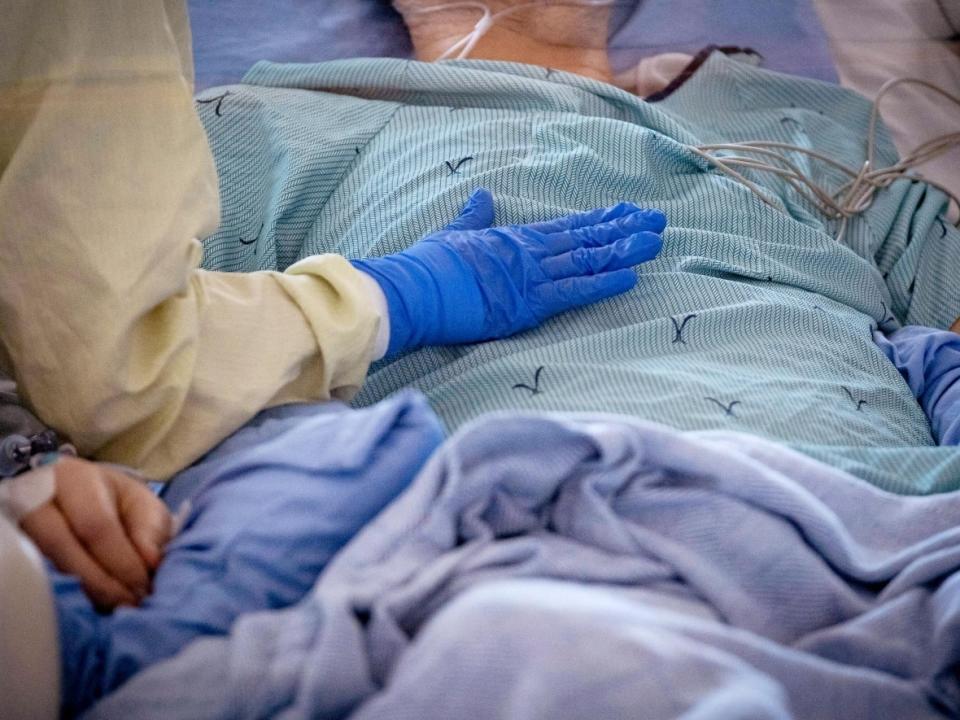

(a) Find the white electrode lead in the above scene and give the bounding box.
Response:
[692,77,960,239]
[406,5,960,239]
[411,1,616,61]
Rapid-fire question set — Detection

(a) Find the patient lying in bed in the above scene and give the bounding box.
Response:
[195,1,960,483]
[5,0,960,715]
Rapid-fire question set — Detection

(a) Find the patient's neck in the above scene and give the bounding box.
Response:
[394,1,614,84]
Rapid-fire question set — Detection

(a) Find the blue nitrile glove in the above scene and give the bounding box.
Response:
[352,188,666,357]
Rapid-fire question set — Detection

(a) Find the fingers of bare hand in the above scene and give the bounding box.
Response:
[54,459,151,599]
[20,504,138,610]
[112,472,173,571]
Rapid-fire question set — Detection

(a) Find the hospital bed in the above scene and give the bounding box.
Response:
[3,0,959,717]
[187,0,959,197]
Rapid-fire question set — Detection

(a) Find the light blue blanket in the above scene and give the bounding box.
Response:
[88,410,960,719]
[57,392,444,715]
[196,53,960,491]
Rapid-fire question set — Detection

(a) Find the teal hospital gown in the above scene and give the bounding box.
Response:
[195,52,960,493]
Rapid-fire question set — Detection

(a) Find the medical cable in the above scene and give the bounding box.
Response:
[404,5,958,239]
[406,1,617,61]
[690,77,960,241]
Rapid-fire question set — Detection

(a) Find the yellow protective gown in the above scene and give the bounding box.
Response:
[0,0,385,480]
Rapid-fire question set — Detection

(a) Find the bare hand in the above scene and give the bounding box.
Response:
[19,458,172,610]
[951,316,959,334]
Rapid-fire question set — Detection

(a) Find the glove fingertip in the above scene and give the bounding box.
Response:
[470,186,493,202]
[466,187,496,228]
[611,200,639,213]
[605,268,639,294]
[644,208,668,233]
[442,188,496,232]
[630,231,664,262]
[613,205,667,233]
[605,201,644,222]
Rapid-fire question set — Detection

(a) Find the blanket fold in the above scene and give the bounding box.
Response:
[88,411,960,719]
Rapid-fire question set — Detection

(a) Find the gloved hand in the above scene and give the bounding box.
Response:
[352,188,666,357]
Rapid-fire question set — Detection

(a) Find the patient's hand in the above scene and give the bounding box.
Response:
[951,316,959,334]
[19,458,172,610]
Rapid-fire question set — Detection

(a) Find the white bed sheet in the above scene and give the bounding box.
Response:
[815,0,960,208]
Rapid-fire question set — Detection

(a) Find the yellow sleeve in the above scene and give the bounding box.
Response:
[0,1,381,480]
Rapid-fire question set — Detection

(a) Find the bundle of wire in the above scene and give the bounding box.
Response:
[411,2,960,240]
[689,76,960,241]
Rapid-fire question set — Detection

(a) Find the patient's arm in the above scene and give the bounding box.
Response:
[952,316,960,334]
